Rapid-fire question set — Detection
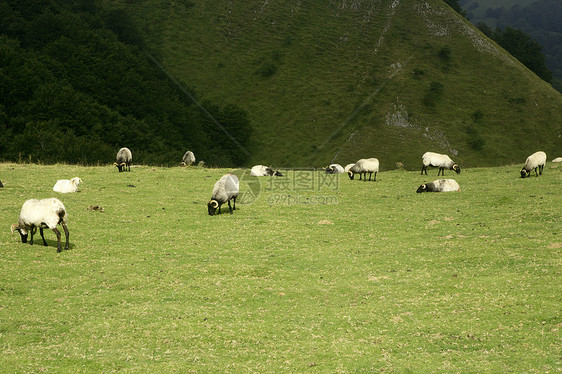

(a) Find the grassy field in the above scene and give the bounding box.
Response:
[0,162,560,372]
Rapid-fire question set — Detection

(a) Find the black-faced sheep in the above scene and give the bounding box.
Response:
[521,151,547,178]
[324,164,345,174]
[114,147,132,172]
[348,158,379,181]
[250,165,283,177]
[421,152,460,176]
[180,151,196,166]
[416,179,460,193]
[208,174,240,216]
[11,198,69,252]
[53,177,82,193]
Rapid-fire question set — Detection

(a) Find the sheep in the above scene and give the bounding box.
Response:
[11,198,69,252]
[416,179,460,193]
[180,150,196,166]
[53,177,82,193]
[551,157,561,163]
[324,164,345,174]
[520,151,546,178]
[348,158,379,181]
[250,165,283,177]
[208,174,239,216]
[344,164,355,173]
[421,152,460,176]
[114,147,132,172]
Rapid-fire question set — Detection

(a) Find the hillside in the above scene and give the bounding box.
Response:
[106,0,562,170]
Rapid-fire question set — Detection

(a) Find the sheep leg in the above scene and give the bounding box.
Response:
[52,228,62,253]
[29,227,36,246]
[228,200,233,214]
[534,167,539,177]
[539,165,544,175]
[421,165,427,175]
[373,172,377,181]
[61,222,69,250]
[233,197,237,211]
[39,228,48,246]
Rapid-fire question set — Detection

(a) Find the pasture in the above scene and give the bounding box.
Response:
[0,162,560,373]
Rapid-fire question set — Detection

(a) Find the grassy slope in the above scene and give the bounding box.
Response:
[0,162,560,372]
[111,0,562,169]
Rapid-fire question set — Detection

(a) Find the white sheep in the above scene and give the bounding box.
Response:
[416,179,460,193]
[114,147,132,172]
[250,165,283,177]
[180,151,196,166]
[208,174,240,215]
[344,163,355,173]
[324,164,345,174]
[521,151,547,178]
[53,177,82,193]
[348,158,379,181]
[11,198,69,252]
[550,157,561,163]
[421,152,460,176]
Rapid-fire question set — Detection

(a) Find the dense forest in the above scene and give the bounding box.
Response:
[0,0,251,166]
[460,0,562,91]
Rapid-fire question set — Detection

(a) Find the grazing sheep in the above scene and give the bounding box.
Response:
[250,165,283,177]
[416,179,460,193]
[421,152,460,176]
[521,151,547,178]
[11,198,69,252]
[344,164,355,173]
[208,174,240,216]
[114,147,132,172]
[324,164,345,174]
[53,177,82,193]
[551,157,562,163]
[180,151,196,166]
[348,158,379,181]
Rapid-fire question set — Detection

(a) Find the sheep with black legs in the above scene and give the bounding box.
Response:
[521,151,547,178]
[11,198,69,252]
[324,164,345,174]
[180,151,195,166]
[348,158,379,181]
[421,152,460,176]
[53,177,82,193]
[417,179,460,193]
[208,174,240,216]
[250,165,283,177]
[114,147,132,172]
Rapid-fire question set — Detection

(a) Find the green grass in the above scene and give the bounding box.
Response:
[105,0,562,169]
[0,162,560,372]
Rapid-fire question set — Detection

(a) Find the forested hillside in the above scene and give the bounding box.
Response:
[0,0,251,166]
[1,0,561,168]
[460,0,562,91]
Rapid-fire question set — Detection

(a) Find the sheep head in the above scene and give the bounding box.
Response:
[520,169,530,178]
[207,200,220,216]
[11,224,28,243]
[416,184,427,193]
[452,164,461,174]
[179,162,186,167]
[273,170,283,177]
[348,171,355,180]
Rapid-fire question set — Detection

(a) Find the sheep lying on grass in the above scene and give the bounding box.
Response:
[324,164,345,174]
[421,152,460,176]
[114,147,132,172]
[53,177,82,193]
[521,151,547,178]
[208,174,240,216]
[250,165,283,177]
[417,179,460,193]
[11,198,69,252]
